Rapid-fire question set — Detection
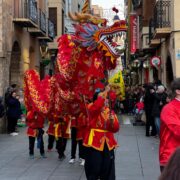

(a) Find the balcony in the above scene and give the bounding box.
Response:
[153,0,171,39]
[13,0,38,28]
[38,20,55,42]
[28,9,46,37]
[48,20,55,40]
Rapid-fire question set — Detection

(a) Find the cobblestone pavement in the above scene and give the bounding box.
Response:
[0,115,160,180]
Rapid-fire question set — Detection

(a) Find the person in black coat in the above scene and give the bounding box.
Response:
[144,84,156,136]
[151,85,167,136]
[6,91,22,135]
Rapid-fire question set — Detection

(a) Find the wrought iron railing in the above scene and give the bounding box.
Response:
[48,20,55,39]
[14,0,38,24]
[39,9,46,33]
[25,0,38,24]
[154,0,171,28]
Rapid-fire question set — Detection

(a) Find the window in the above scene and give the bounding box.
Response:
[49,7,57,36]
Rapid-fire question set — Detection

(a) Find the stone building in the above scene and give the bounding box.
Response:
[126,0,180,87]
[47,0,87,75]
[0,0,54,132]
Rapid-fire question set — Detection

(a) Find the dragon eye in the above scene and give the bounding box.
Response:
[98,23,104,28]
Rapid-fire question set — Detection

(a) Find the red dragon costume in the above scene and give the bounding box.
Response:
[24,11,127,117]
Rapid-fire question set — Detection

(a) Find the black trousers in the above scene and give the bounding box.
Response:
[85,143,115,180]
[160,166,165,173]
[7,116,18,133]
[29,134,45,155]
[145,110,156,136]
[56,137,67,157]
[71,127,84,159]
[48,135,58,150]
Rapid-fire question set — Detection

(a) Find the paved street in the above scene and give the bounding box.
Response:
[0,115,160,180]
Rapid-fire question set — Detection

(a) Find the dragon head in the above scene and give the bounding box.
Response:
[69,12,127,62]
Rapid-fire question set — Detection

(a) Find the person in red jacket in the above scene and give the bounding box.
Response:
[26,110,46,159]
[84,85,120,180]
[159,78,180,172]
[69,113,86,165]
[54,114,71,160]
[46,113,57,152]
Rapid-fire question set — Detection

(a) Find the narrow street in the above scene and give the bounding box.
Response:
[0,115,160,180]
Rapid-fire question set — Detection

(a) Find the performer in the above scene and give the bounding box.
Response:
[83,85,120,180]
[54,114,71,160]
[26,110,46,159]
[46,113,57,152]
[69,113,86,165]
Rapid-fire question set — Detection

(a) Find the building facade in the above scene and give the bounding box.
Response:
[0,0,54,132]
[47,0,87,76]
[127,0,180,87]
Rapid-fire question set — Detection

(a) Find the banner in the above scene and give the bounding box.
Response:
[130,14,138,54]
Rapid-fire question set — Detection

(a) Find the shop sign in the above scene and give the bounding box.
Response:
[130,14,138,54]
[150,56,161,68]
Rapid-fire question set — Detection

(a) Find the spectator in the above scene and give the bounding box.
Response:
[159,147,180,180]
[151,85,167,136]
[144,84,156,136]
[6,91,22,135]
[5,84,17,106]
[134,98,144,122]
[159,78,180,172]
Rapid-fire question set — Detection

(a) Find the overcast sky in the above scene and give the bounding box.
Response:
[91,0,125,22]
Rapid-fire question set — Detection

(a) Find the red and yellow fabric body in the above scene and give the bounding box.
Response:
[77,112,88,140]
[46,114,57,136]
[159,99,180,166]
[54,115,71,140]
[83,96,120,151]
[71,113,87,140]
[26,110,45,137]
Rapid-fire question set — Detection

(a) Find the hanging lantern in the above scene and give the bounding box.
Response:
[132,59,140,68]
[143,60,150,68]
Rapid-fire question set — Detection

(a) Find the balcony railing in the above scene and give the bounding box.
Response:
[39,10,46,33]
[27,0,38,24]
[154,0,171,29]
[13,0,38,27]
[48,20,55,39]
[149,18,161,47]
[149,0,171,42]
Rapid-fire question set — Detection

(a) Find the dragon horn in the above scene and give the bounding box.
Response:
[68,12,79,21]
[75,12,92,20]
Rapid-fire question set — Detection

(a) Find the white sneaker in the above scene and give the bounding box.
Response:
[10,132,18,136]
[13,132,18,136]
[69,158,75,164]
[10,132,15,136]
[80,159,85,166]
